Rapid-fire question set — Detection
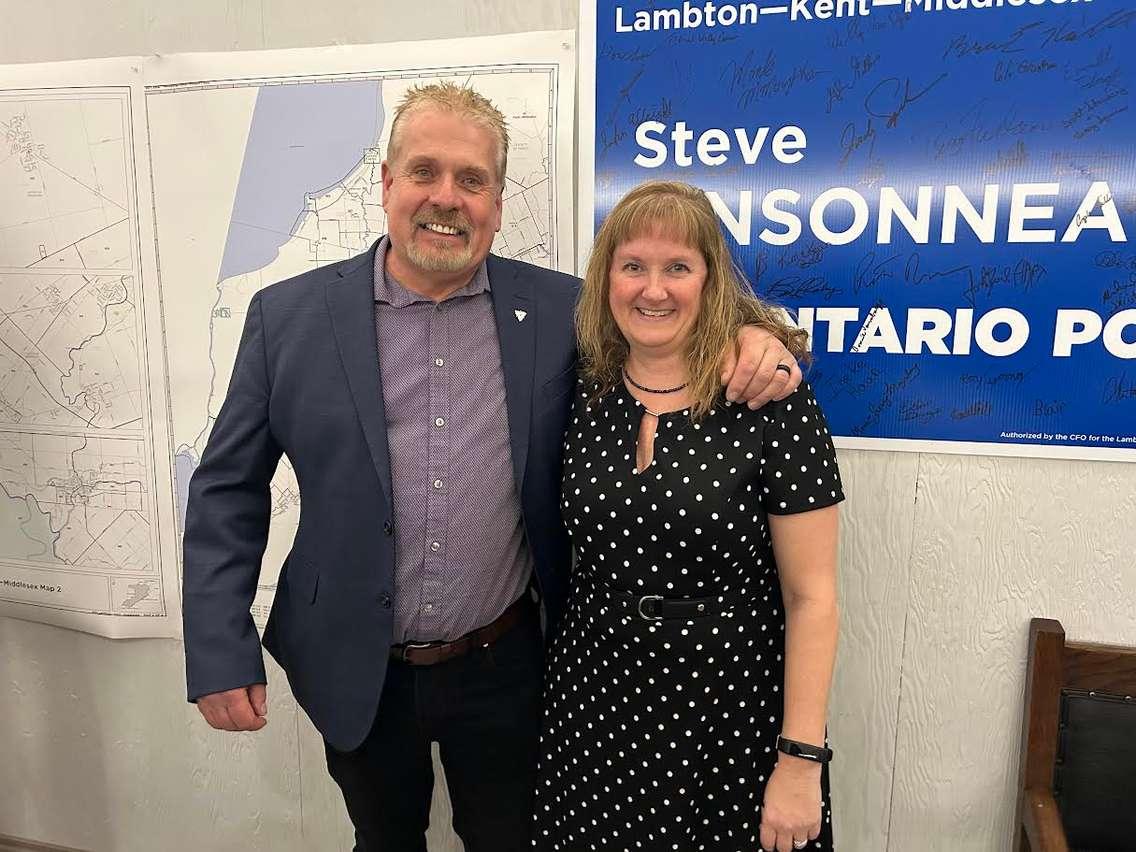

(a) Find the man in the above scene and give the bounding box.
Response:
[182,82,802,851]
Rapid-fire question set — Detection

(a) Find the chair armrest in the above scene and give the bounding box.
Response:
[1022,789,1070,852]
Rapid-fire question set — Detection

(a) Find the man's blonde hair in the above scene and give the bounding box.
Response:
[387,82,510,182]
[577,180,811,419]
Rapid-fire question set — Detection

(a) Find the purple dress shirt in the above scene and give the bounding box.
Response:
[373,237,533,642]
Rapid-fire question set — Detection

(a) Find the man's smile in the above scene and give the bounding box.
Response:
[420,222,466,237]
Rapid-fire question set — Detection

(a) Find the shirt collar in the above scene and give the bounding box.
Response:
[373,235,491,307]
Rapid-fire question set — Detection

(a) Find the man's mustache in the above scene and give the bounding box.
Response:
[413,209,472,233]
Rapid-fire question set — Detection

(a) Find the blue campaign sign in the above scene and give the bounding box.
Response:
[581,0,1136,459]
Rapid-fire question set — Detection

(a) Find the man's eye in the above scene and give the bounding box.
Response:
[412,168,431,179]
[462,176,484,188]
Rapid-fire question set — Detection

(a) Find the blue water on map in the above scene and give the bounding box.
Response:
[174,450,196,534]
[217,80,384,282]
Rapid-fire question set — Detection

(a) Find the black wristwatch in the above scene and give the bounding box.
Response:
[776,736,833,764]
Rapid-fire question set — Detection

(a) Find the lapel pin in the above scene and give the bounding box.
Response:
[514,309,528,323]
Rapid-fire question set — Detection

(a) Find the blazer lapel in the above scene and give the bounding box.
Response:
[326,249,393,511]
[488,255,536,495]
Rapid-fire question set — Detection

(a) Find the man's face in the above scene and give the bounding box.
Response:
[382,108,503,288]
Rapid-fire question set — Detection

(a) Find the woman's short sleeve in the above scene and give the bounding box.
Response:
[758,381,844,515]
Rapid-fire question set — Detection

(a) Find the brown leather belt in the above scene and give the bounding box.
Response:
[389,594,528,666]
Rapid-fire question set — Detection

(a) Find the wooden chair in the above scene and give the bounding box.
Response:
[1015,618,1136,852]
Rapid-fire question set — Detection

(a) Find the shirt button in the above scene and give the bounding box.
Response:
[423,603,433,613]
[383,520,393,536]
[433,479,443,489]
[379,593,392,609]
[430,541,441,552]
[435,417,445,428]
[434,357,444,367]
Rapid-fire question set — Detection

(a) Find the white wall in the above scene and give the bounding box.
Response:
[2,3,1135,851]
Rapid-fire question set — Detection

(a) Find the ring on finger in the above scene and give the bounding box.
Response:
[793,841,808,850]
[775,362,792,375]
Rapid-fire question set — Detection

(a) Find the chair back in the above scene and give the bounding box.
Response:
[1016,618,1136,852]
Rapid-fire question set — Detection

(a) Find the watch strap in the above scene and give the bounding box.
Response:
[776,735,833,764]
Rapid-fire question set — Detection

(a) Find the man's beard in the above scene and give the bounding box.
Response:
[405,238,475,273]
[407,210,476,273]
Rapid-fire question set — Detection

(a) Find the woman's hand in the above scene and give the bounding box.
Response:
[759,757,823,852]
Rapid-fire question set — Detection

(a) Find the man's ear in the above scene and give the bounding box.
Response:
[381,161,393,208]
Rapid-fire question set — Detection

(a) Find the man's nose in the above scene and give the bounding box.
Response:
[428,174,460,208]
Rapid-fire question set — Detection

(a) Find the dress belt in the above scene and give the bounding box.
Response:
[585,574,749,621]
[389,594,528,666]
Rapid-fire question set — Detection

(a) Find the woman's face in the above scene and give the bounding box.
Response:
[608,228,708,360]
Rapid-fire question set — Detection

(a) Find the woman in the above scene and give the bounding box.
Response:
[532,181,843,852]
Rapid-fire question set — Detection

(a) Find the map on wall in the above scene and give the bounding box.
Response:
[0,83,178,634]
[146,40,574,626]
[0,35,575,636]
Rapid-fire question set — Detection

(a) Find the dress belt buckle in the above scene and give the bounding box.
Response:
[396,641,440,662]
[637,595,664,621]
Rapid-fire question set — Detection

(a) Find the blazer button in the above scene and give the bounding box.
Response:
[379,593,392,609]
[383,520,393,537]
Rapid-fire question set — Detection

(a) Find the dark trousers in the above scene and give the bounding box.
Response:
[325,600,544,852]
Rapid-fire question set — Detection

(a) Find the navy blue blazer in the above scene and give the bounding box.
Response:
[182,240,579,751]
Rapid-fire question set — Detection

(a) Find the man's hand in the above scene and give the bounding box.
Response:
[196,684,268,732]
[721,326,802,409]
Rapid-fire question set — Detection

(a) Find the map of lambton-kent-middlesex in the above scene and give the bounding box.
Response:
[149,67,563,626]
[0,38,573,636]
[0,88,170,631]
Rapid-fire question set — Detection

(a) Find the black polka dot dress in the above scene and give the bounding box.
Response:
[532,381,844,851]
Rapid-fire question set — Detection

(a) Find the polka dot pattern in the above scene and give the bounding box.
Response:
[532,381,844,851]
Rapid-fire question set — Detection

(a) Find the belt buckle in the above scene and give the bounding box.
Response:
[637,594,663,621]
[397,640,440,663]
